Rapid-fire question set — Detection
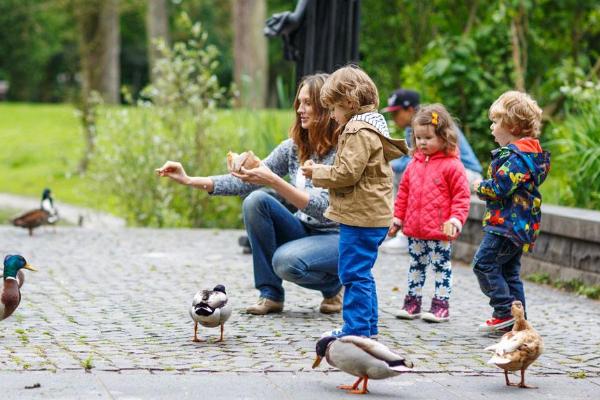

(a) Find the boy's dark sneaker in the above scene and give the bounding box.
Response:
[421,298,450,323]
[396,295,422,320]
[478,316,515,332]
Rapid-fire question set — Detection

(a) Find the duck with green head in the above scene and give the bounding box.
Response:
[1,255,37,321]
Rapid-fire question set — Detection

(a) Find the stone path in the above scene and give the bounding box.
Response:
[1,226,599,398]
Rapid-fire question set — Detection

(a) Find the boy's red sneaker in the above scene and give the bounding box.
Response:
[478,316,515,332]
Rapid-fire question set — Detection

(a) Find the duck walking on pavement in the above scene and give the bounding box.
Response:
[12,188,59,236]
[485,300,544,388]
[1,255,37,321]
[313,335,413,394]
[189,284,231,342]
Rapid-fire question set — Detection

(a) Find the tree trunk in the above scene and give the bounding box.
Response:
[74,0,120,173]
[146,0,169,83]
[76,0,121,104]
[510,0,527,92]
[232,0,267,108]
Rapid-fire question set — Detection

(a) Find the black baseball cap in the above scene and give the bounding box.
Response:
[381,89,420,113]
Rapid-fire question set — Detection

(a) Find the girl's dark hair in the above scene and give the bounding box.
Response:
[410,103,458,155]
[290,74,338,164]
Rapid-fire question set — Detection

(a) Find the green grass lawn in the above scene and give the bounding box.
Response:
[0,103,293,217]
[0,102,565,219]
[0,103,88,205]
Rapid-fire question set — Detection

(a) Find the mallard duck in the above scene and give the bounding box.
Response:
[1,255,37,321]
[312,335,414,394]
[485,300,544,388]
[189,284,231,342]
[12,188,59,236]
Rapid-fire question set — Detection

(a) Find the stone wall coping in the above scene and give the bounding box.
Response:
[468,197,600,243]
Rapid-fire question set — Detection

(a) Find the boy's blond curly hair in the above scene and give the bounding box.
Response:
[489,91,543,138]
[411,103,458,155]
[320,65,379,115]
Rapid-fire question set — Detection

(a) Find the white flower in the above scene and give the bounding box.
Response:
[410,270,423,282]
[431,251,442,264]
[411,241,425,255]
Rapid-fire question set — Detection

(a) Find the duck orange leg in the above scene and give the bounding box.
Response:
[504,370,514,386]
[337,377,363,391]
[216,324,225,342]
[348,376,369,395]
[192,322,204,342]
[518,368,537,389]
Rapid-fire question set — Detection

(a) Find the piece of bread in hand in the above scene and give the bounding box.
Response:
[227,151,261,173]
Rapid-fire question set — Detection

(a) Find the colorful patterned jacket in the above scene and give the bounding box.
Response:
[476,138,551,252]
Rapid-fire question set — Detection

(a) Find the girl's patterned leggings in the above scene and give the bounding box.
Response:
[406,237,452,300]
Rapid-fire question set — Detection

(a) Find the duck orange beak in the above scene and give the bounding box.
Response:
[312,355,322,369]
[23,263,37,271]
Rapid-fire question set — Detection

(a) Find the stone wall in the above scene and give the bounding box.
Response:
[453,198,600,285]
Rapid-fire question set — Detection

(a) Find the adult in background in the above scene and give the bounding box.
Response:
[156,74,343,315]
[380,88,483,253]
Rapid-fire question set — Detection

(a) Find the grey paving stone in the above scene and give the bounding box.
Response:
[1,225,599,383]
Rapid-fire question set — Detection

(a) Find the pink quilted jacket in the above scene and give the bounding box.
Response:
[394,150,470,241]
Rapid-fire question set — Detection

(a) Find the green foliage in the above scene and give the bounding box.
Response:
[0,102,292,223]
[547,82,600,209]
[525,272,552,285]
[90,18,291,227]
[361,0,600,163]
[81,355,94,371]
[0,0,78,101]
[525,272,600,300]
[90,17,226,227]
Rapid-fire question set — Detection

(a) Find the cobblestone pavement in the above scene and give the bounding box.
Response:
[1,226,599,381]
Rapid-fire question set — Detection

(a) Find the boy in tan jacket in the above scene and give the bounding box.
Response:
[302,65,407,338]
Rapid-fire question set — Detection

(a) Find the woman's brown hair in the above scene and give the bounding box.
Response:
[290,74,338,164]
[411,104,458,155]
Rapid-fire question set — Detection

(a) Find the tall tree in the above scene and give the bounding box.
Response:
[75,0,121,104]
[74,0,120,173]
[232,0,267,108]
[146,0,169,83]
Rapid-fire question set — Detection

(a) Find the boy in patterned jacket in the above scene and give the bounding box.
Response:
[472,91,551,333]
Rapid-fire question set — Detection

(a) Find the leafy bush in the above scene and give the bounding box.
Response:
[90,16,290,227]
[547,81,600,210]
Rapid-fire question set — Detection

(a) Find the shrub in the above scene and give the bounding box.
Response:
[90,15,290,227]
[548,81,600,210]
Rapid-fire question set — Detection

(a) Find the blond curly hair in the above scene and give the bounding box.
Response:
[320,65,379,116]
[489,91,543,138]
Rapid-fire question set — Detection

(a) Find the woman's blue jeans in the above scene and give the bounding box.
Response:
[243,190,341,302]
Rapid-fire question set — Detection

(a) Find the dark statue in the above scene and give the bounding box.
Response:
[264,0,361,85]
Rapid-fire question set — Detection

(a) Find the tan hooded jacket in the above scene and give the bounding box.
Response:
[312,117,408,227]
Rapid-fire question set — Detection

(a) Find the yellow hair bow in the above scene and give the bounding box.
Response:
[432,112,439,126]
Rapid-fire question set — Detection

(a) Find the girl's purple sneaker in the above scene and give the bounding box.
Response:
[421,298,450,323]
[396,295,422,320]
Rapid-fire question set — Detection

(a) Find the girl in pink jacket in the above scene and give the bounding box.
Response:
[388,104,471,322]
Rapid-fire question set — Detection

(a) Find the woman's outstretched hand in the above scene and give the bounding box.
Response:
[232,164,276,185]
[155,161,191,185]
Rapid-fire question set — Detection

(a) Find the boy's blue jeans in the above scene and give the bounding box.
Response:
[338,224,388,337]
[472,232,525,319]
[243,191,341,303]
